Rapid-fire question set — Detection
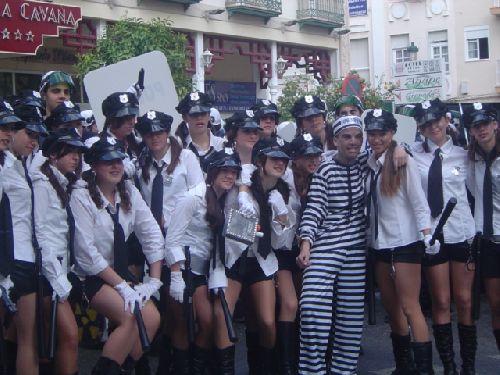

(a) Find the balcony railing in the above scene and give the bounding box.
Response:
[296,0,344,31]
[491,0,500,15]
[226,0,282,22]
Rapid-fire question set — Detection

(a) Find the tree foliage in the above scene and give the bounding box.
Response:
[76,17,190,98]
[277,71,398,121]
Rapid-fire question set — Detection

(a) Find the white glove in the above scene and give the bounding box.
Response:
[208,269,228,291]
[51,275,72,303]
[114,281,142,313]
[424,234,441,255]
[239,164,256,186]
[238,191,256,217]
[169,271,185,303]
[134,278,163,307]
[268,190,288,216]
[126,83,144,99]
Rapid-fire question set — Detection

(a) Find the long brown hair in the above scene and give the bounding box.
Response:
[468,130,500,161]
[103,117,141,156]
[81,169,131,213]
[175,121,190,147]
[204,168,227,231]
[140,135,182,184]
[379,140,406,196]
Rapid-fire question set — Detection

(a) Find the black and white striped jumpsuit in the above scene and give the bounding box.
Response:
[298,153,368,374]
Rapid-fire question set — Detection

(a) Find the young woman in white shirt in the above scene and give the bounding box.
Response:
[290,96,327,148]
[32,129,85,375]
[71,139,164,375]
[463,103,500,355]
[212,138,295,375]
[364,109,438,375]
[2,106,48,375]
[164,149,241,374]
[250,100,280,140]
[411,99,476,375]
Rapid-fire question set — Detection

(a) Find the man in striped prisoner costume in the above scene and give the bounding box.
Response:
[296,116,368,374]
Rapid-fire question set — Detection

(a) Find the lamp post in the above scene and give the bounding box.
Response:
[407,42,419,61]
[276,56,288,79]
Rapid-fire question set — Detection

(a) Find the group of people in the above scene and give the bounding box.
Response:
[0,69,498,375]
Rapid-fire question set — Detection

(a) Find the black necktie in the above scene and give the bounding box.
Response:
[22,159,41,254]
[0,193,14,276]
[66,204,76,266]
[106,204,128,280]
[151,163,164,226]
[368,169,381,239]
[189,143,214,166]
[428,148,444,218]
[483,153,494,237]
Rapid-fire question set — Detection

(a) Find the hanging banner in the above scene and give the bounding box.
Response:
[0,0,82,55]
[348,0,368,17]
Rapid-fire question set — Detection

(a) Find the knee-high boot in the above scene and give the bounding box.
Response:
[91,357,122,375]
[245,330,259,375]
[134,354,151,375]
[390,333,416,375]
[172,348,190,375]
[156,335,172,375]
[120,356,136,374]
[3,340,16,375]
[433,323,457,375]
[412,341,435,375]
[259,346,275,375]
[191,345,211,375]
[215,346,235,375]
[458,324,476,375]
[277,321,297,375]
[494,329,500,353]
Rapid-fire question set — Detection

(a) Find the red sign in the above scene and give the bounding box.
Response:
[0,0,82,55]
[341,74,363,100]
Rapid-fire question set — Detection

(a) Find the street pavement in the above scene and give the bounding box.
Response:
[79,295,499,374]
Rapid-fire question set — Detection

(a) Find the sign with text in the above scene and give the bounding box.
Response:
[0,0,82,55]
[205,80,256,112]
[392,59,444,104]
[348,0,367,16]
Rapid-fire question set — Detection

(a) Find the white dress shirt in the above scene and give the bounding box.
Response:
[367,152,431,250]
[411,138,475,243]
[164,192,212,275]
[185,132,225,156]
[2,151,35,262]
[32,165,71,288]
[137,148,205,231]
[71,181,165,277]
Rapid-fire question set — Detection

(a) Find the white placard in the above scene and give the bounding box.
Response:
[83,51,181,130]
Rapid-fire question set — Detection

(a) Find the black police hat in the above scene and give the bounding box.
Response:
[12,96,48,135]
[225,110,262,134]
[413,98,447,127]
[136,110,174,136]
[364,109,398,133]
[287,133,323,159]
[102,92,139,119]
[41,128,85,157]
[202,148,242,174]
[176,92,212,115]
[0,98,22,127]
[251,99,279,120]
[252,137,289,163]
[334,95,364,116]
[45,101,83,130]
[84,138,127,165]
[290,95,326,119]
[462,102,498,128]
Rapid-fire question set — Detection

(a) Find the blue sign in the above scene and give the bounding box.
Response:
[205,80,256,112]
[348,0,367,17]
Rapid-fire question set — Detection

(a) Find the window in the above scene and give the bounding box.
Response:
[464,26,489,61]
[429,30,449,72]
[350,38,370,82]
[391,34,410,64]
[393,48,411,64]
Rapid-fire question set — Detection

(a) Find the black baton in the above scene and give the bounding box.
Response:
[218,288,238,343]
[429,198,458,245]
[471,233,482,320]
[134,301,151,353]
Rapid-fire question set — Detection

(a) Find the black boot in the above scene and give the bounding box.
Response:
[191,345,211,375]
[120,356,136,374]
[39,361,54,375]
[458,324,476,375]
[245,330,259,375]
[172,348,190,375]
[494,329,500,353]
[412,341,435,375]
[433,323,458,375]
[215,346,235,375]
[3,340,16,375]
[390,333,416,375]
[277,321,297,375]
[135,354,151,375]
[155,334,172,375]
[259,346,275,375]
[91,357,122,375]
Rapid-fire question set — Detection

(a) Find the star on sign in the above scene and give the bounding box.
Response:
[26,31,34,42]
[14,29,22,40]
[2,28,10,40]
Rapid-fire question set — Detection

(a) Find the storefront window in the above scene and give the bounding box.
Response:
[15,73,43,94]
[0,73,14,98]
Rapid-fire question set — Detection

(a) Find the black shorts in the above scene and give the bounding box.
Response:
[423,241,471,267]
[481,240,500,279]
[10,260,51,302]
[83,275,106,304]
[275,248,301,273]
[370,241,424,265]
[226,252,274,286]
[183,270,207,290]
